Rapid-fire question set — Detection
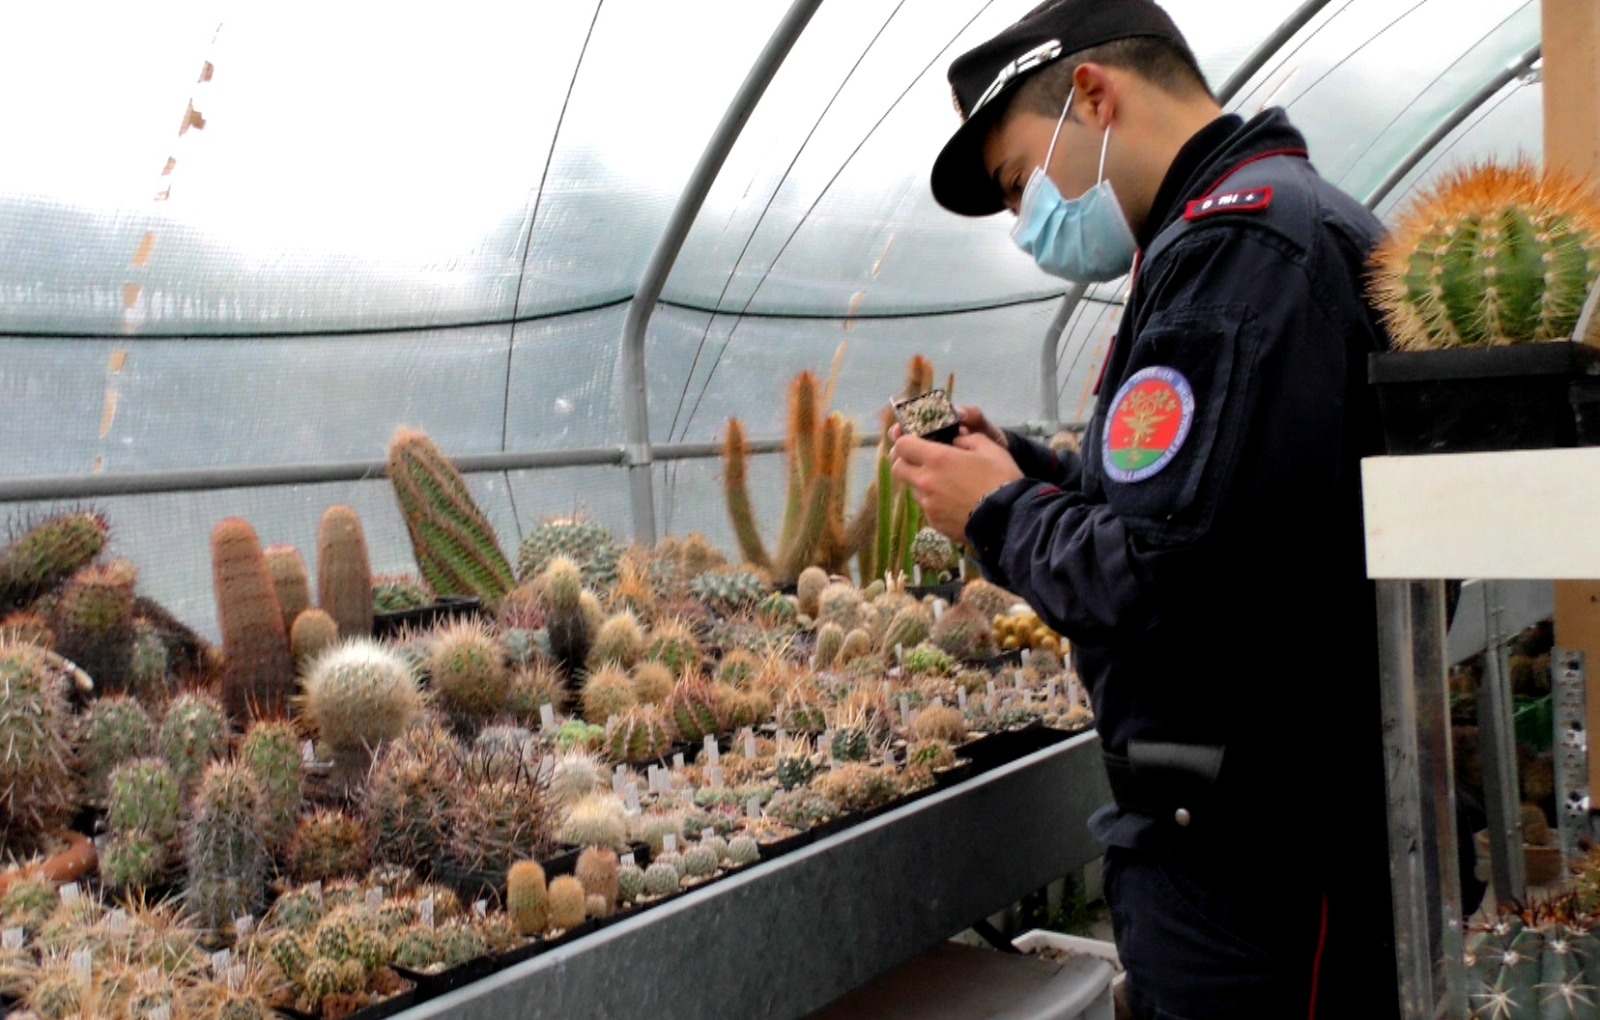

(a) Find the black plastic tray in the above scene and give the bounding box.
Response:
[372,597,482,639]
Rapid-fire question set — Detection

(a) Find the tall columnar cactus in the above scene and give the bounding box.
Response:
[52,558,137,694]
[0,511,108,611]
[0,640,77,853]
[541,556,594,676]
[387,428,514,608]
[264,546,312,637]
[238,719,304,856]
[427,618,510,729]
[1370,161,1600,350]
[317,505,374,638]
[211,518,295,723]
[721,370,876,585]
[184,759,269,930]
[75,693,156,804]
[158,691,229,792]
[507,860,548,935]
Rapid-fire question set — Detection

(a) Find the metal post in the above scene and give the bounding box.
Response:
[1477,582,1527,903]
[1554,650,1593,867]
[1038,282,1085,431]
[618,0,825,547]
[1377,578,1466,1020]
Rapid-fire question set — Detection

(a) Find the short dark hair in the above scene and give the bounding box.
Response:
[1007,36,1213,122]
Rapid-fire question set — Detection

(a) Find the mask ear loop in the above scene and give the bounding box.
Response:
[1041,85,1075,177]
[1096,116,1112,184]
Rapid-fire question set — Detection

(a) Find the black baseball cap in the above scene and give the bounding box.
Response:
[931,0,1191,216]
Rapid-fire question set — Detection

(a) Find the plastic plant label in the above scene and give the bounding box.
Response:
[743,731,758,759]
[234,914,254,938]
[701,827,716,842]
[621,852,636,867]
[366,888,383,910]
[302,740,316,763]
[625,784,642,813]
[474,900,488,918]
[704,735,720,765]
[108,909,130,932]
[2,928,23,950]
[662,833,678,855]
[539,703,558,730]
[882,680,894,699]
[746,796,762,819]
[987,693,999,714]
[899,696,911,720]
[1020,648,1032,667]
[228,963,247,990]
[822,730,835,760]
[986,679,998,700]
[932,599,945,622]
[895,644,905,666]
[673,752,686,770]
[957,687,968,710]
[420,896,436,929]
[775,728,788,744]
[706,765,725,788]
[612,769,625,793]
[1014,669,1025,689]
[210,949,231,975]
[310,880,323,900]
[71,948,92,982]
[148,1007,172,1020]
[59,882,81,904]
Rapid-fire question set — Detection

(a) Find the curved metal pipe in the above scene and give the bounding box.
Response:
[1216,0,1337,105]
[1364,44,1541,212]
[618,0,825,546]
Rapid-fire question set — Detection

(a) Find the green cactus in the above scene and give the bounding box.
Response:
[726,835,759,867]
[263,545,312,637]
[643,862,681,898]
[687,569,768,615]
[211,518,295,723]
[289,607,339,668]
[156,691,229,792]
[904,643,956,676]
[558,792,629,849]
[516,518,621,592]
[76,693,155,803]
[313,904,389,973]
[813,622,845,670]
[816,582,862,632]
[101,831,165,893]
[0,511,108,611]
[775,738,818,790]
[507,859,548,935]
[316,505,374,638]
[52,558,137,694]
[301,956,344,1004]
[879,604,933,657]
[300,638,422,756]
[184,759,269,930]
[605,707,672,765]
[387,427,515,607]
[427,618,510,728]
[106,756,182,848]
[777,688,827,734]
[643,619,701,676]
[663,677,724,744]
[617,862,646,904]
[237,719,303,857]
[1371,161,1600,350]
[588,611,644,670]
[540,556,594,676]
[911,527,960,575]
[795,565,828,619]
[757,591,799,629]
[123,621,167,701]
[448,776,554,874]
[0,640,77,852]
[373,573,432,614]
[681,845,718,879]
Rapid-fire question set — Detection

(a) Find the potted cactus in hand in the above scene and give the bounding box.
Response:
[1366,160,1600,453]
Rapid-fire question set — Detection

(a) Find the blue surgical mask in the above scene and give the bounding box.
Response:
[1010,87,1137,282]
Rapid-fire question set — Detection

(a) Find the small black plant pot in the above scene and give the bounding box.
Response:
[1368,343,1600,454]
[373,597,482,640]
[892,388,960,445]
[393,955,502,1004]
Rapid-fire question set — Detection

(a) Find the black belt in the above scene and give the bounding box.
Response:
[1102,741,1225,829]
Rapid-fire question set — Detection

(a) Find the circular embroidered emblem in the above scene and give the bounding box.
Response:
[1101,366,1195,483]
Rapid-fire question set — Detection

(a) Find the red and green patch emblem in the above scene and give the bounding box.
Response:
[1101,367,1195,483]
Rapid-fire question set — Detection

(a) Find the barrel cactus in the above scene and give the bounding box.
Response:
[1371,160,1600,350]
[75,693,156,803]
[517,518,621,592]
[426,618,509,728]
[299,638,423,762]
[0,641,78,852]
[0,511,108,612]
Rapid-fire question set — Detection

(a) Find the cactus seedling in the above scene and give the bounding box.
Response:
[909,704,967,744]
[642,862,681,899]
[547,875,587,932]
[106,755,183,848]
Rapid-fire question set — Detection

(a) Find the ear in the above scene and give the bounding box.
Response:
[1070,62,1117,128]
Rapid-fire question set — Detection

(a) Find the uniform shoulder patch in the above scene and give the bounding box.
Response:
[1101,367,1196,484]
[1184,187,1272,221]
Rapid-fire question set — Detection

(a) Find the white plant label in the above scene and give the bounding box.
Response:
[746,796,762,819]
[71,948,92,982]
[366,888,383,910]
[986,679,998,700]
[673,752,686,770]
[704,735,720,765]
[707,765,725,788]
[302,740,316,763]
[210,948,230,975]
[774,728,788,744]
[148,1007,172,1020]
[59,882,80,904]
[625,784,642,813]
[701,827,716,842]
[420,896,435,929]
[895,643,905,666]
[743,731,758,760]
[234,914,253,938]
[932,599,945,622]
[540,703,557,730]
[612,770,625,793]
[1019,648,1032,667]
[475,900,488,918]
[310,881,323,901]
[1014,669,1025,689]
[662,834,678,855]
[2,928,23,949]
[957,687,968,710]
[108,909,129,933]
[621,852,636,867]
[899,696,911,720]
[987,693,999,714]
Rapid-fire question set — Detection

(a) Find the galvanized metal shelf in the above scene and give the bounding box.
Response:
[391,730,1109,1020]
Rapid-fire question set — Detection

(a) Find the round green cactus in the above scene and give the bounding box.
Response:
[300,638,422,753]
[726,835,760,867]
[76,693,156,803]
[0,640,78,852]
[643,862,681,898]
[688,569,768,615]
[157,691,229,793]
[1372,161,1600,350]
[516,518,621,591]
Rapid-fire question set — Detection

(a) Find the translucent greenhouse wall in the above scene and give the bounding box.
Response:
[0,0,1545,637]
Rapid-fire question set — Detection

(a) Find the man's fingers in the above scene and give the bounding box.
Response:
[891,434,938,467]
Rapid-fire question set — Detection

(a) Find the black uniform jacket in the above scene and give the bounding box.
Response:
[966,109,1392,853]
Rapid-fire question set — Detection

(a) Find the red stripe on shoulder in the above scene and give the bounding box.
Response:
[1185,186,1273,221]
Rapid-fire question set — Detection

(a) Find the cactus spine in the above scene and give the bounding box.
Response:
[507,860,548,935]
[317,505,374,638]
[239,719,304,855]
[52,559,137,694]
[547,875,587,931]
[211,518,295,723]
[387,428,514,607]
[427,618,510,728]
[0,511,108,611]
[0,640,77,852]
[264,545,312,636]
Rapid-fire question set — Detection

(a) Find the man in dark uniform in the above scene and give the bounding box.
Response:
[891,1,1400,1016]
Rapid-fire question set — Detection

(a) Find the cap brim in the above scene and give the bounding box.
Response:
[930,102,1009,217]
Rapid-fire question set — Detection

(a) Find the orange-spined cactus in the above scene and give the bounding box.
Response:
[211,518,294,723]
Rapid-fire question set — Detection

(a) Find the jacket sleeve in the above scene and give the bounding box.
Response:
[966,225,1331,645]
[1002,429,1083,489]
